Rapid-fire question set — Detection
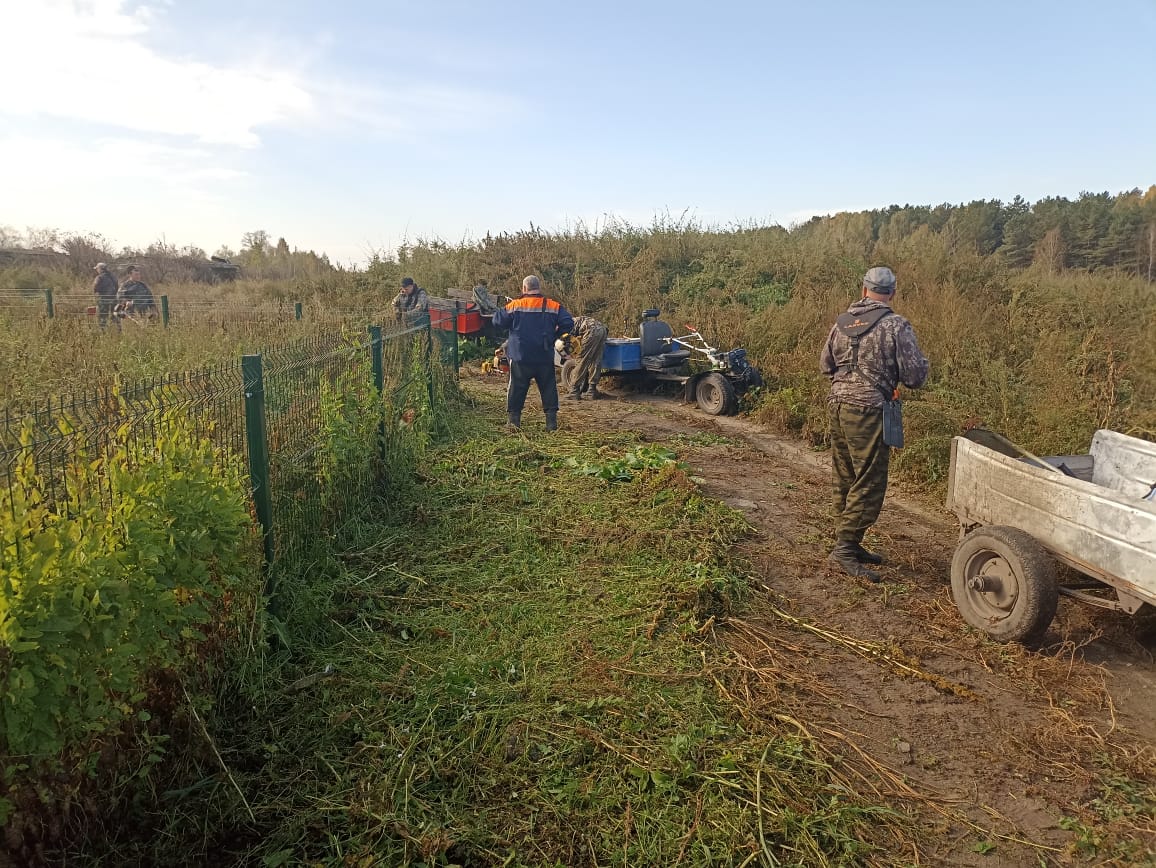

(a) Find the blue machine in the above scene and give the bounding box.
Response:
[602,338,642,371]
[560,309,762,416]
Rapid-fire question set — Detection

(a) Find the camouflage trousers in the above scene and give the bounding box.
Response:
[829,402,891,545]
[570,324,608,393]
[96,297,116,328]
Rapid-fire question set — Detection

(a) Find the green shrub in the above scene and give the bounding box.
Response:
[319,367,383,522]
[0,407,261,833]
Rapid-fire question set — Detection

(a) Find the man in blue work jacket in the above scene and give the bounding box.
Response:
[493,275,575,431]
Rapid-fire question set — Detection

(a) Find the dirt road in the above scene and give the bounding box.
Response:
[471,376,1156,865]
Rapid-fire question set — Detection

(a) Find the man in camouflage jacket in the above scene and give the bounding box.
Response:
[819,266,929,582]
[563,314,609,400]
[392,277,430,325]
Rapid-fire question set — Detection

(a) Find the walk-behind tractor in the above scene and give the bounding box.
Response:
[558,309,763,416]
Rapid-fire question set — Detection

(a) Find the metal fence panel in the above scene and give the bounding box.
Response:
[0,321,458,580]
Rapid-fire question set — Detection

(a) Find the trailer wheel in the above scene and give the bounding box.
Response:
[951,526,1058,645]
[696,372,737,416]
[560,359,581,393]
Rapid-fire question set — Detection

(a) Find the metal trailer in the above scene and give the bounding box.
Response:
[428,296,506,344]
[558,309,763,416]
[945,428,1156,644]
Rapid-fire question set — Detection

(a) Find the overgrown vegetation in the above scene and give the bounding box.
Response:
[2,191,1154,863]
[5,188,1155,487]
[0,325,453,862]
[0,407,262,857]
[60,395,928,866]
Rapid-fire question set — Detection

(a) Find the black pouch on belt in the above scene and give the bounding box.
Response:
[882,398,904,448]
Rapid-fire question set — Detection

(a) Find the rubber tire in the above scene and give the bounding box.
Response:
[696,372,738,416]
[950,526,1058,645]
[560,359,581,393]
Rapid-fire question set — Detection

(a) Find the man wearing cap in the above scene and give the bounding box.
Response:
[493,275,574,431]
[392,277,430,325]
[820,266,929,582]
[91,262,118,328]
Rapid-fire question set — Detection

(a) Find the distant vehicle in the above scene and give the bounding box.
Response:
[209,256,241,282]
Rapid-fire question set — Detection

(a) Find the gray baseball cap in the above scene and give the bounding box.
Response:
[863,266,896,293]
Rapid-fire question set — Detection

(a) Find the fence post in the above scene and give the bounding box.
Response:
[425,313,435,410]
[451,302,460,375]
[294,302,303,321]
[242,353,275,574]
[369,325,386,459]
[160,295,170,327]
[44,289,54,319]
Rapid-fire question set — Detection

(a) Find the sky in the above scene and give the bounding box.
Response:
[1,0,1154,266]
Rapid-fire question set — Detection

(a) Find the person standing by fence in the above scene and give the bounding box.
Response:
[91,262,118,328]
[392,277,430,325]
[118,266,158,319]
[493,275,574,432]
[564,315,609,400]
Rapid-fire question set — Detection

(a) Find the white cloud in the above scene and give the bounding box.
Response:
[322,79,519,136]
[0,136,244,193]
[0,133,246,255]
[0,0,519,146]
[1,0,314,147]
[0,1,522,259]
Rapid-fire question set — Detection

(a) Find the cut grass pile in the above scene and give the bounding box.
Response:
[81,395,916,866]
[249,426,911,865]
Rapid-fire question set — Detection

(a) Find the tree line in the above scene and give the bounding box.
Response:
[0,226,338,287]
[795,187,1156,278]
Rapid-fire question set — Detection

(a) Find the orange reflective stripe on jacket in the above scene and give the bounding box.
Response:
[504,295,562,313]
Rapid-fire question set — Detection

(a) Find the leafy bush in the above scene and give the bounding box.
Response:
[562,444,684,482]
[318,367,383,522]
[0,407,261,841]
[456,337,495,364]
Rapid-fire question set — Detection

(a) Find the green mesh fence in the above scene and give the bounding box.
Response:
[260,328,378,564]
[0,291,390,331]
[0,364,248,568]
[0,320,458,581]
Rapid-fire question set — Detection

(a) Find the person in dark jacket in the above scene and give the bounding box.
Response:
[392,277,430,325]
[493,275,574,431]
[91,262,118,328]
[819,266,929,581]
[117,266,157,318]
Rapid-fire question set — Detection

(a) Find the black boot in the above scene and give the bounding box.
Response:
[828,542,881,583]
[854,544,884,565]
[590,385,604,400]
[545,411,558,432]
[564,390,582,400]
[505,413,521,432]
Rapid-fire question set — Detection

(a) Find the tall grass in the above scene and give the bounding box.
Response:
[3,220,1153,483]
[64,396,921,866]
